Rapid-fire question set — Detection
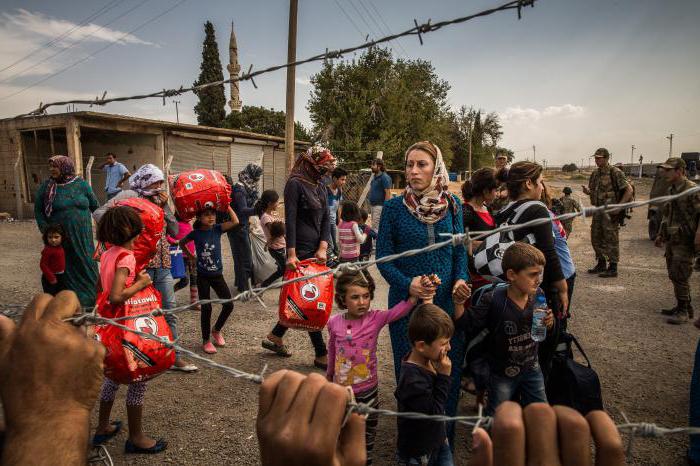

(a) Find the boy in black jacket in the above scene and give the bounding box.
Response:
[395,304,454,466]
[454,242,554,415]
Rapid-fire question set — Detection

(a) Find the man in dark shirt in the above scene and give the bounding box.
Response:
[456,242,553,415]
[368,158,392,232]
[395,304,454,465]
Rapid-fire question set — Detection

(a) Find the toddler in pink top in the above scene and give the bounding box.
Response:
[326,269,432,465]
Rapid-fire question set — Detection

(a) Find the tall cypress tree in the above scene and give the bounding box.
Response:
[193,21,226,127]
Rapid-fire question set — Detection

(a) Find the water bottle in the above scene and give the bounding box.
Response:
[531,291,548,342]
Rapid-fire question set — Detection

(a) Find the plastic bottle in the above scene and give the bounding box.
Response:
[531,291,548,342]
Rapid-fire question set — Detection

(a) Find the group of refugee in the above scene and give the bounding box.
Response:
[16,139,700,465]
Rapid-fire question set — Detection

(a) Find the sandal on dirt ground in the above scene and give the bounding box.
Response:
[92,420,122,446]
[262,339,292,357]
[124,438,168,454]
[313,359,328,371]
[169,363,198,373]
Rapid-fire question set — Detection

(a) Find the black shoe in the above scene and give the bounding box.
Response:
[598,263,618,278]
[667,312,689,325]
[661,306,679,316]
[124,438,167,454]
[587,259,606,274]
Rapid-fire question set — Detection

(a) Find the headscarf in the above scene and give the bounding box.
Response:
[44,155,77,217]
[289,145,336,186]
[402,141,455,225]
[236,163,263,205]
[128,164,165,197]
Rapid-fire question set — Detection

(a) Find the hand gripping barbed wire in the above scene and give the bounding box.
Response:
[3,185,700,452]
[13,0,537,117]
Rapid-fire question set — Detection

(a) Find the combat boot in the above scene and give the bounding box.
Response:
[587,259,606,274]
[598,262,618,278]
[660,304,679,316]
[668,301,691,325]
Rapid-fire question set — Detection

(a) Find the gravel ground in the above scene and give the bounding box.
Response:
[0,174,696,465]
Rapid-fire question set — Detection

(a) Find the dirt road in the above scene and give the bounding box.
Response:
[0,174,696,465]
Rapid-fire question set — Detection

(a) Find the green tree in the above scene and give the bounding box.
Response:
[224,105,311,140]
[307,48,453,169]
[193,21,226,127]
[449,107,507,171]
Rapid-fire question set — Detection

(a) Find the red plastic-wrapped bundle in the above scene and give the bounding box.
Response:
[278,259,334,331]
[169,169,231,220]
[114,197,164,273]
[96,285,175,384]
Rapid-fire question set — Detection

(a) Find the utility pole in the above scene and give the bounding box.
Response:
[532,145,536,163]
[631,144,635,166]
[285,0,298,174]
[666,133,673,157]
[173,100,180,123]
[467,120,473,177]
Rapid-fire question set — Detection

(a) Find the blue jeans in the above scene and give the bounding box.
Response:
[397,440,453,466]
[487,366,547,415]
[106,190,120,200]
[328,220,338,256]
[148,268,178,359]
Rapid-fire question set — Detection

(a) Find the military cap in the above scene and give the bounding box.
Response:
[658,157,686,170]
[593,148,610,158]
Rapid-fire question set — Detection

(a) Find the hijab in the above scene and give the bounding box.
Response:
[44,155,77,217]
[128,164,165,197]
[289,145,336,186]
[402,142,455,225]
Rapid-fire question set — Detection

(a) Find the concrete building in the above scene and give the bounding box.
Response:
[0,111,306,218]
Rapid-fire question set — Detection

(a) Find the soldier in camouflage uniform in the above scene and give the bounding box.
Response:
[582,148,633,278]
[655,157,700,324]
[559,186,581,238]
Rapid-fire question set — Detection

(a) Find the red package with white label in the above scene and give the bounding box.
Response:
[169,169,232,220]
[96,280,174,384]
[113,197,165,273]
[278,259,334,331]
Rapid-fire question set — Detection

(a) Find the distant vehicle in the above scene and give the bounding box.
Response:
[648,166,672,240]
[682,152,700,180]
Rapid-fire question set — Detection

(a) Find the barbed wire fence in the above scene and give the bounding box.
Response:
[4,186,700,463]
[2,0,698,461]
[12,0,537,118]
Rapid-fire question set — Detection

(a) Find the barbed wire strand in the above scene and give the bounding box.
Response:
[12,0,537,118]
[4,186,700,455]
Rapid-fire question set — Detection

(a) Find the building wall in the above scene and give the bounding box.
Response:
[0,130,24,216]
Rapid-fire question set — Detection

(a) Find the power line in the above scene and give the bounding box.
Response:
[0,0,154,86]
[0,0,188,102]
[12,0,538,117]
[355,0,406,58]
[0,0,125,75]
[364,0,410,57]
[332,0,367,41]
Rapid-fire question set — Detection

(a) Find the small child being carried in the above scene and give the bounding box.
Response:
[326,269,431,465]
[181,206,239,354]
[39,223,67,295]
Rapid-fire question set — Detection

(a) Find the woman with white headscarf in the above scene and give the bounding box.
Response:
[94,164,197,372]
[376,141,468,450]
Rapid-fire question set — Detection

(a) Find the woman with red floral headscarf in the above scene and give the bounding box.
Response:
[261,146,336,368]
[34,155,100,306]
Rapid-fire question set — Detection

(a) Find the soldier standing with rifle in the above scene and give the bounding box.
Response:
[654,157,700,325]
[582,148,633,278]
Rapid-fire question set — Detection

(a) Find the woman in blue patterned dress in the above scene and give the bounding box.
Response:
[376,141,468,437]
[34,155,100,307]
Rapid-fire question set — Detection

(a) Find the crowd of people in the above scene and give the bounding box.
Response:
[13,141,699,464]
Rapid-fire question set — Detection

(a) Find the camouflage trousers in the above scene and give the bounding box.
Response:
[665,242,695,303]
[591,213,619,263]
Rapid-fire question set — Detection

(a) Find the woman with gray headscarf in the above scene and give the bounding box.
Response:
[94,163,197,372]
[228,163,263,292]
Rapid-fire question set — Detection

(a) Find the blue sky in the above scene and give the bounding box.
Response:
[0,0,698,165]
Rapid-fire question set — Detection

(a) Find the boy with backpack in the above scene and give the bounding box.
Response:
[454,242,554,415]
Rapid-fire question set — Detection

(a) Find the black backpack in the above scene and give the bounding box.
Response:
[545,331,603,415]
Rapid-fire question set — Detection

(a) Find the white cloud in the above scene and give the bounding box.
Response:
[3,9,153,46]
[295,76,310,86]
[0,9,154,80]
[500,104,585,122]
[0,83,95,118]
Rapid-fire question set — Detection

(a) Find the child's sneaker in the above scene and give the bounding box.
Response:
[211,331,226,347]
[202,341,217,354]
